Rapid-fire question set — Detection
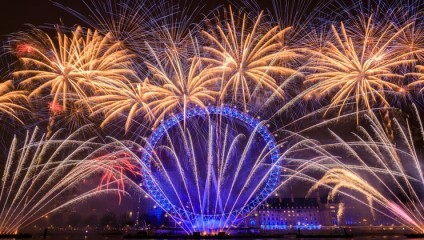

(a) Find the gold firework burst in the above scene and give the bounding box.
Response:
[304,17,417,120]
[201,7,300,111]
[88,80,153,132]
[13,26,135,110]
[0,80,28,124]
[408,65,424,92]
[56,100,93,132]
[144,45,219,126]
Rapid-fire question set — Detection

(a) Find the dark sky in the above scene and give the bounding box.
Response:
[0,0,279,37]
[0,0,84,36]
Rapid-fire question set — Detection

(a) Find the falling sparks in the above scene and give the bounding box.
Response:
[93,149,141,204]
[1,0,424,235]
[13,26,135,111]
[0,80,28,124]
[201,7,300,111]
[143,44,220,126]
[303,16,418,121]
[0,127,139,234]
[309,107,424,233]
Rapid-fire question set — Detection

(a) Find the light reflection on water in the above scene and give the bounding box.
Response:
[0,235,418,240]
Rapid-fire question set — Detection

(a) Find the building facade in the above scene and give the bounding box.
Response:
[240,196,340,230]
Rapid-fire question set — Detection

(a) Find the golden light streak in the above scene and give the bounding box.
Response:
[0,126,140,234]
[0,80,28,124]
[201,7,300,111]
[408,65,424,92]
[309,107,424,233]
[143,45,220,126]
[304,17,417,121]
[13,26,135,110]
[88,81,154,133]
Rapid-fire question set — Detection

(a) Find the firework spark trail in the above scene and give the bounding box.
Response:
[408,65,424,92]
[0,126,141,234]
[53,99,93,132]
[308,107,424,233]
[91,148,141,203]
[145,1,203,63]
[11,26,135,138]
[201,7,300,111]
[140,142,196,232]
[215,110,424,232]
[0,80,28,124]
[303,16,419,122]
[88,80,154,132]
[221,123,351,230]
[143,43,219,126]
[138,114,282,232]
[222,123,267,215]
[224,144,281,229]
[165,126,200,229]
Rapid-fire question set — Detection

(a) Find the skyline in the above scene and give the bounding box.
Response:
[0,0,422,237]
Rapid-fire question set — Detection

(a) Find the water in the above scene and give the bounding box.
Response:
[1,235,419,240]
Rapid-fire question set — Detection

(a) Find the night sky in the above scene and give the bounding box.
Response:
[0,0,288,37]
[0,0,422,234]
[0,0,82,36]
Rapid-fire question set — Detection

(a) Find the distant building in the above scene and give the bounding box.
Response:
[240,195,341,230]
[341,203,400,227]
[138,192,402,231]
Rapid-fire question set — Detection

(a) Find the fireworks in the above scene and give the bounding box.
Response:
[304,16,417,120]
[11,26,136,138]
[408,65,424,92]
[92,147,141,204]
[201,7,300,111]
[0,80,28,123]
[55,0,155,57]
[88,80,153,132]
[308,107,424,233]
[13,26,135,110]
[143,45,220,126]
[0,127,139,234]
[2,0,424,235]
[54,99,93,131]
[138,106,282,233]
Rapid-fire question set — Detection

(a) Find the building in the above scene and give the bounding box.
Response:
[241,195,341,230]
[138,194,404,232]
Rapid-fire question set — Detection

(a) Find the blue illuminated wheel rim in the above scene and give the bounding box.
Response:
[141,106,281,222]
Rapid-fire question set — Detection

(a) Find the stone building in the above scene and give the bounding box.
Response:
[241,195,341,230]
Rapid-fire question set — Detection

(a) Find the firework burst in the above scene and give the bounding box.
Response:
[0,80,28,124]
[308,107,424,233]
[54,99,93,132]
[12,26,135,110]
[91,147,141,204]
[143,44,220,126]
[0,126,140,234]
[88,81,153,132]
[56,0,155,57]
[201,7,300,111]
[304,16,418,121]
